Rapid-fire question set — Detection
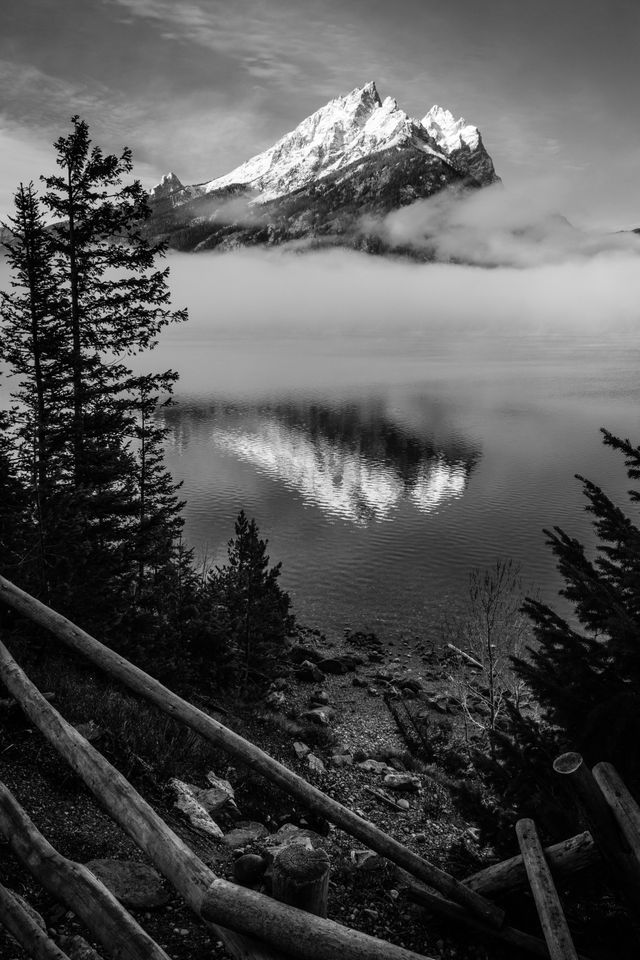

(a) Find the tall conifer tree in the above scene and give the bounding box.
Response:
[516,429,640,786]
[1,119,187,629]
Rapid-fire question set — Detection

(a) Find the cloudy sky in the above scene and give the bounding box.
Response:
[1,0,639,229]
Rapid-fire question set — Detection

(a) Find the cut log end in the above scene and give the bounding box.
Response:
[553,752,584,776]
[272,846,330,918]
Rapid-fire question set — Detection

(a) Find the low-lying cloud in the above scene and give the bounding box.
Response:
[371,181,640,267]
[165,239,640,345]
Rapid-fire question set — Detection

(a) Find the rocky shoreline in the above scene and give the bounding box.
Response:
[0,626,501,960]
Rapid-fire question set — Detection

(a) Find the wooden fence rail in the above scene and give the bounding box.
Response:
[553,752,640,915]
[516,819,579,960]
[0,573,503,930]
[0,637,435,960]
[0,883,71,960]
[406,882,594,960]
[0,780,172,960]
[464,831,600,898]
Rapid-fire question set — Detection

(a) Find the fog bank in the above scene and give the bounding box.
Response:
[374,182,640,268]
[166,242,640,341]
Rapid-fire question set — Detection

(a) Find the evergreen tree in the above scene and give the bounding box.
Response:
[0,409,28,578]
[41,117,186,488]
[0,118,187,630]
[209,511,294,692]
[515,428,640,788]
[0,182,71,596]
[130,372,185,595]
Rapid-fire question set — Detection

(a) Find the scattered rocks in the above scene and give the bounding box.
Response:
[351,676,368,688]
[293,741,311,759]
[356,759,395,774]
[170,779,224,839]
[83,859,170,908]
[299,707,335,726]
[223,821,270,849]
[204,771,237,812]
[289,644,324,665]
[383,773,421,792]
[264,689,286,710]
[350,849,386,872]
[306,753,327,776]
[329,753,353,767]
[296,660,324,683]
[310,689,330,706]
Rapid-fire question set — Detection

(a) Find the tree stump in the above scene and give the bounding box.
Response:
[272,845,330,918]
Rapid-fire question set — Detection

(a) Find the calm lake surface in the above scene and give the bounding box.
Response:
[149,323,640,638]
[2,252,639,639]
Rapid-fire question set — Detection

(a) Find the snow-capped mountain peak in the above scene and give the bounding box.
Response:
[144,82,499,255]
[421,105,496,182]
[149,171,183,200]
[201,82,450,203]
[422,105,480,153]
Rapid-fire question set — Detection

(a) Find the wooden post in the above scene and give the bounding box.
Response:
[553,752,640,911]
[0,780,172,960]
[0,574,504,930]
[272,846,330,918]
[406,882,595,960]
[0,640,435,960]
[464,831,600,897]
[592,762,640,862]
[516,819,579,960]
[0,882,71,960]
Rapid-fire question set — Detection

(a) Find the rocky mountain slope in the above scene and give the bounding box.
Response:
[144,82,499,255]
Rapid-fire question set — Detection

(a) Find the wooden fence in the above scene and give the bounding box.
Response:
[1,573,639,959]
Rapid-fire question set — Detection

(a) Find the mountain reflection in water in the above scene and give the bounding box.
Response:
[162,398,480,526]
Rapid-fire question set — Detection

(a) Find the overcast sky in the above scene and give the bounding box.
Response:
[1,0,639,229]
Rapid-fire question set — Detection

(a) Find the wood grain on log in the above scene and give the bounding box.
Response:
[0,573,503,930]
[0,781,171,960]
[201,879,431,960]
[464,831,600,897]
[0,639,436,960]
[516,818,579,960]
[592,763,640,867]
[0,882,70,960]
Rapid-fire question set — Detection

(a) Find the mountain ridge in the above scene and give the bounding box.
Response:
[144,82,499,256]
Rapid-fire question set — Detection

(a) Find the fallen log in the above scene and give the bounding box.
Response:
[0,780,172,960]
[446,644,483,670]
[464,831,600,897]
[553,752,640,914]
[0,573,503,929]
[0,882,70,960]
[406,882,594,960]
[592,763,640,868]
[516,818,578,960]
[0,638,436,960]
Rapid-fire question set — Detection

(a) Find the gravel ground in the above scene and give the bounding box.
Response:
[0,627,567,960]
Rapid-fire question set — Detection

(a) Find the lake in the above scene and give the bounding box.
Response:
[148,315,640,639]
[2,249,639,640]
